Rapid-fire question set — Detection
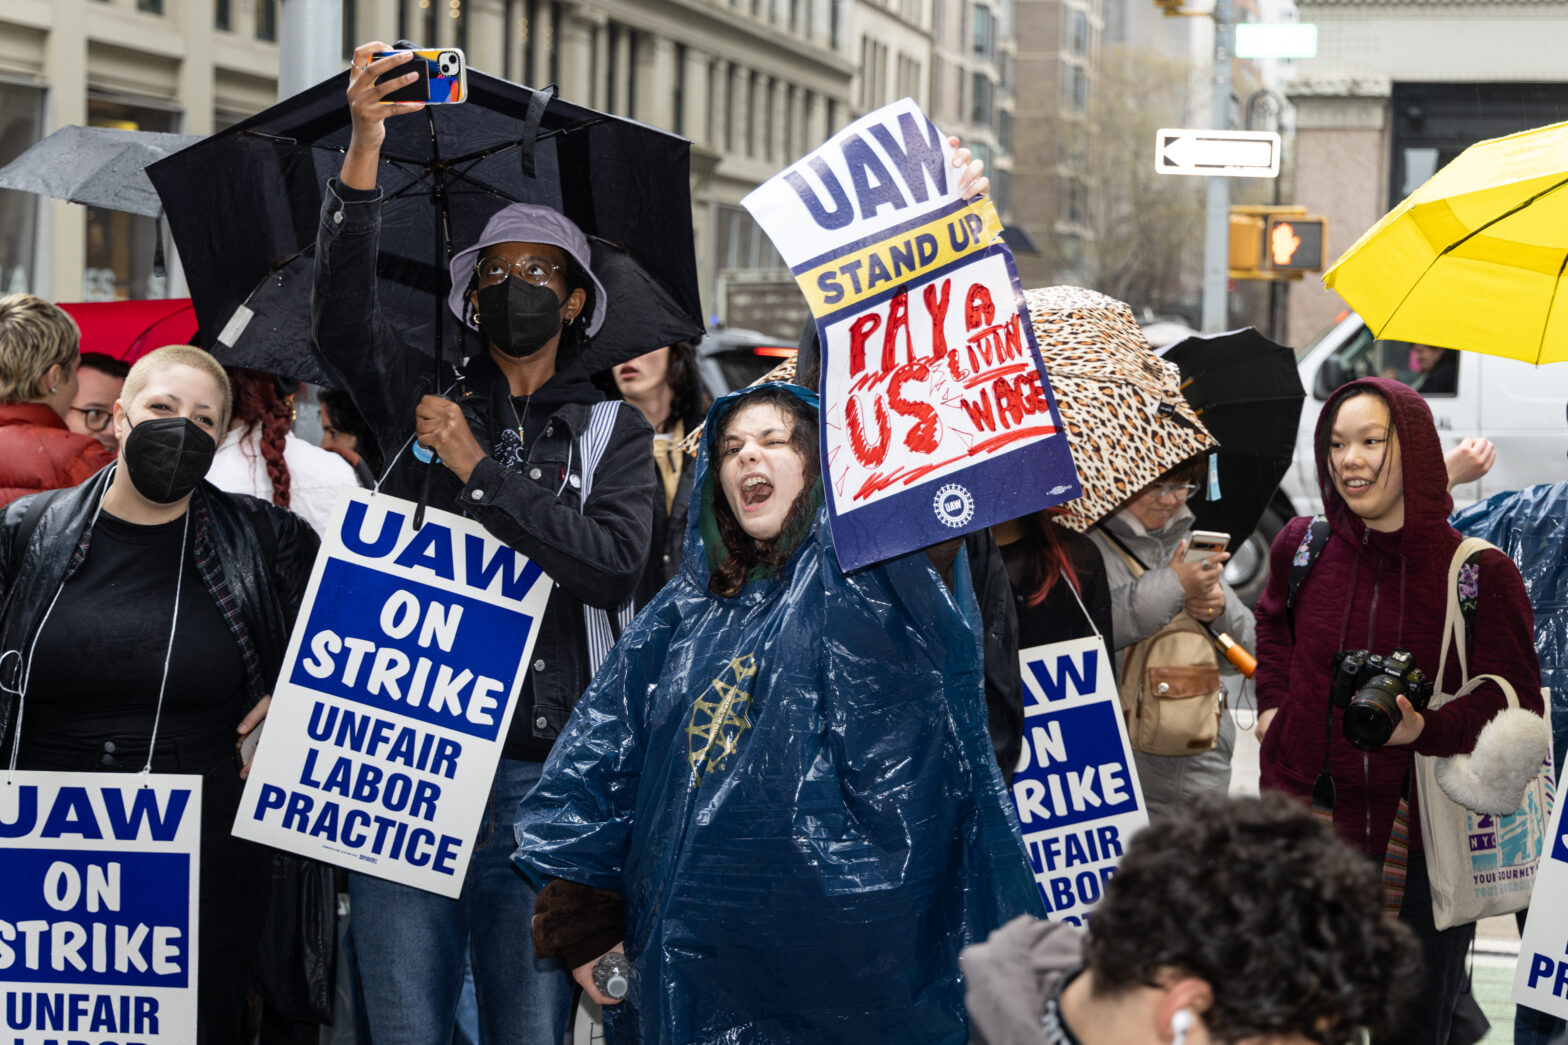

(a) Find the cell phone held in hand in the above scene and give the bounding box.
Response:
[374,49,467,104]
[235,721,264,773]
[1184,530,1230,563]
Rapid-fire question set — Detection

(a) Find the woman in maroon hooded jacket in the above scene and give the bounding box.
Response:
[1254,377,1541,1045]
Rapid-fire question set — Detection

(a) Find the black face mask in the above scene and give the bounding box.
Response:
[476,277,565,359]
[122,416,217,503]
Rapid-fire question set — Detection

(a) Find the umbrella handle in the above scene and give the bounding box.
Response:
[412,459,435,530]
[1214,633,1257,679]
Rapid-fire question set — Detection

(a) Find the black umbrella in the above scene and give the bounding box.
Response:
[1159,327,1306,541]
[0,126,203,218]
[145,66,705,385]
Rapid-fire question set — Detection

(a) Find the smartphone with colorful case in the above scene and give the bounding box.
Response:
[374,48,467,104]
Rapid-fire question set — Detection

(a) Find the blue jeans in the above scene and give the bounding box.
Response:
[350,758,571,1045]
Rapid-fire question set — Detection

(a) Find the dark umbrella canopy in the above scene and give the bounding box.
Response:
[146,68,704,379]
[1159,327,1305,540]
[0,126,203,217]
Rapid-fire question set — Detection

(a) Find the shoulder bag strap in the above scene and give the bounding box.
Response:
[1434,536,1497,698]
[578,402,633,675]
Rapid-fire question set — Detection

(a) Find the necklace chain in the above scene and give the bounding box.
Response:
[508,394,532,448]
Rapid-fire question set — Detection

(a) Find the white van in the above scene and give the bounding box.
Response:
[1223,311,1568,604]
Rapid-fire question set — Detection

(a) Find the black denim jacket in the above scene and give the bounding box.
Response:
[311,181,654,760]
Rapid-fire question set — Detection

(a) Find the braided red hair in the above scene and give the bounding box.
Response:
[226,367,292,509]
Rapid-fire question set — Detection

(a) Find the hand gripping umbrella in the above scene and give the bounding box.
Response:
[145,65,705,389]
[1158,327,1305,542]
[1024,287,1254,675]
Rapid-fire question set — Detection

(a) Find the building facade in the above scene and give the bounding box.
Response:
[0,0,857,331]
[928,0,1014,227]
[1283,0,1568,348]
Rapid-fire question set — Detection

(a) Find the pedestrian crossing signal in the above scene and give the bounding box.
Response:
[1265,216,1326,271]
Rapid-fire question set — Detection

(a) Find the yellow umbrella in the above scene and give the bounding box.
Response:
[1323,119,1568,364]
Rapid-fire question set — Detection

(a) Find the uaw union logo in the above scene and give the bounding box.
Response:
[933,483,975,529]
[687,654,758,785]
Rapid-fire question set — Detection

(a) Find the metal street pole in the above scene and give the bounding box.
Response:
[1201,0,1233,332]
[278,0,343,101]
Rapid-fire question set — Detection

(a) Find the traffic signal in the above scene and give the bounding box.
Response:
[1264,216,1327,271]
[1228,214,1265,270]
[1229,206,1328,279]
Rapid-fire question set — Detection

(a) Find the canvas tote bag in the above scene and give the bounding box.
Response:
[1416,537,1554,930]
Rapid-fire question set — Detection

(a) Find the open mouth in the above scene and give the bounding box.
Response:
[740,474,774,510]
[618,366,639,380]
[1342,477,1373,493]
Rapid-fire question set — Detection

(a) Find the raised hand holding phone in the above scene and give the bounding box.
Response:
[342,43,424,190]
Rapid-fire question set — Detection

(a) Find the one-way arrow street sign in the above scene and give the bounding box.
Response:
[1155,128,1281,178]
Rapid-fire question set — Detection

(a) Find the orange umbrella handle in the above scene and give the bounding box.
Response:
[1215,633,1257,679]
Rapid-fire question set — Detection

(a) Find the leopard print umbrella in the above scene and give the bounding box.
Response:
[1024,286,1217,532]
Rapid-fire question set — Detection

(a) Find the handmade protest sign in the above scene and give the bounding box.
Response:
[1,772,201,1044]
[1009,636,1148,925]
[743,98,1080,570]
[234,488,552,897]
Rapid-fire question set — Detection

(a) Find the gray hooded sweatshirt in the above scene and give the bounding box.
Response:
[964,917,1085,1045]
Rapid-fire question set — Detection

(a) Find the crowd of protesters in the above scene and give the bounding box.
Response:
[0,35,1553,1045]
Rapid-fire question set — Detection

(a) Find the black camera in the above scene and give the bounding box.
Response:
[1329,649,1433,748]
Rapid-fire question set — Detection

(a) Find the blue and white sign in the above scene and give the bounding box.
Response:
[1511,762,1568,1018]
[742,98,1080,571]
[234,488,553,897]
[1,772,201,1043]
[1009,636,1148,925]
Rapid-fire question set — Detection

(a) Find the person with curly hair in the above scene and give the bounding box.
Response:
[207,367,355,537]
[964,792,1423,1045]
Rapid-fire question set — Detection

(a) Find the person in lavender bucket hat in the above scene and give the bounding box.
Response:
[311,42,656,1045]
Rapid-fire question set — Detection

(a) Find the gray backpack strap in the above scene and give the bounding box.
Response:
[579,402,632,675]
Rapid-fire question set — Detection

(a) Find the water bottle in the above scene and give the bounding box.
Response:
[592,950,632,1000]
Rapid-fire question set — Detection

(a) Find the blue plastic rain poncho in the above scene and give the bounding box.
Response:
[1453,482,1568,773]
[513,383,1042,1044]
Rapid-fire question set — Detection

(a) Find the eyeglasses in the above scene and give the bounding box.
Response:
[1142,482,1198,502]
[70,406,112,432]
[474,255,563,289]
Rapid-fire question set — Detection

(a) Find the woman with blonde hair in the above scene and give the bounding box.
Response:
[0,345,320,1045]
[0,292,114,506]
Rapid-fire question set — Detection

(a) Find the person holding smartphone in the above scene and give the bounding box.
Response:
[1086,455,1254,818]
[310,41,658,1045]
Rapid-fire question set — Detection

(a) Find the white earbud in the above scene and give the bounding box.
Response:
[1171,1008,1195,1045]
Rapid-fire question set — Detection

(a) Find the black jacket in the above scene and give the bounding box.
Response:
[0,469,318,744]
[633,442,697,610]
[967,529,1025,783]
[312,180,655,759]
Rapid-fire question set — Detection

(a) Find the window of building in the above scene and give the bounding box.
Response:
[724,64,737,152]
[998,108,1012,151]
[674,43,687,137]
[256,0,277,41]
[0,82,44,295]
[971,4,994,60]
[971,72,994,128]
[1070,8,1089,55]
[549,1,561,85]
[782,84,794,160]
[606,23,620,114]
[826,97,838,135]
[1061,62,1087,112]
[86,97,181,300]
[1063,176,1087,225]
[747,70,760,156]
[137,0,163,14]
[342,0,357,58]
[930,56,944,116]
[215,0,231,31]
[765,78,776,161]
[993,167,1010,216]
[1058,233,1082,271]
[627,29,640,120]
[715,203,787,272]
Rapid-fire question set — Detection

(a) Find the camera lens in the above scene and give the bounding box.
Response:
[1343,676,1404,748]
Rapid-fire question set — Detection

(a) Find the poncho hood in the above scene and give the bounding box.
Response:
[687,381,822,591]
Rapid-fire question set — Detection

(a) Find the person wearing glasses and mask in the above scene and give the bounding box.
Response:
[1086,455,1254,818]
[0,294,115,508]
[0,345,319,1044]
[66,352,129,452]
[307,42,660,1045]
